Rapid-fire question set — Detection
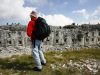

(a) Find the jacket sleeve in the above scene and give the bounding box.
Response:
[27,21,35,37]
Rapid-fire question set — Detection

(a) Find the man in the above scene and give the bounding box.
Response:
[27,11,46,71]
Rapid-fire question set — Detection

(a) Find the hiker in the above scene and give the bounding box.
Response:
[26,11,46,71]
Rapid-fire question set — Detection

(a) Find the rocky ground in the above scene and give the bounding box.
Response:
[0,45,100,58]
[50,59,100,75]
[0,46,31,58]
[0,47,100,75]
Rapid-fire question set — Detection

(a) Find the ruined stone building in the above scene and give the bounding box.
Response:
[0,23,100,48]
[0,29,29,47]
[0,24,29,47]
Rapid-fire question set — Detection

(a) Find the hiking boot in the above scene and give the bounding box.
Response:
[41,62,46,66]
[33,67,42,72]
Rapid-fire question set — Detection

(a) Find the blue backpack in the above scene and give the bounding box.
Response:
[35,17,51,40]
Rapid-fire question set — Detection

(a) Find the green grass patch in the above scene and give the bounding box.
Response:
[62,48,100,60]
[0,48,100,75]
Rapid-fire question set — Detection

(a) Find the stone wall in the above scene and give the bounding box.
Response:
[44,27,100,48]
[0,29,30,47]
[0,25,100,49]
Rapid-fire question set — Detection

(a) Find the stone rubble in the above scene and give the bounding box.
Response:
[50,59,100,75]
[0,46,31,58]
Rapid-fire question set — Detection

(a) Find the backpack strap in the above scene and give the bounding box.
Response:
[32,40,35,48]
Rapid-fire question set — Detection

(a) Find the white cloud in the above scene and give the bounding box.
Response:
[72,9,89,20]
[90,19,100,24]
[79,19,100,24]
[92,6,100,16]
[0,0,72,26]
[73,7,100,20]
[42,14,74,26]
[0,0,36,20]
[79,0,89,4]
[72,7,100,24]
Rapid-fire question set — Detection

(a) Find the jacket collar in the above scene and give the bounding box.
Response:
[31,17,38,21]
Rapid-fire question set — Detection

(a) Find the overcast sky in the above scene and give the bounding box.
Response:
[0,0,100,26]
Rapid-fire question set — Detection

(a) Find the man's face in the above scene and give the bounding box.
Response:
[30,12,37,18]
[30,15,36,19]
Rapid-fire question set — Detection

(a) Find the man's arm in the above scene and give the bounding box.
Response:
[27,21,34,37]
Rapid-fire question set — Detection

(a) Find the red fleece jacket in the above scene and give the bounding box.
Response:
[27,17,38,40]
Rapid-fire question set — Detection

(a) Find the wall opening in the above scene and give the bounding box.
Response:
[8,40,11,45]
[99,32,100,36]
[98,38,100,41]
[19,40,22,45]
[0,41,1,44]
[64,38,67,42]
[86,38,89,42]
[92,32,94,36]
[92,38,94,41]
[56,39,59,43]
